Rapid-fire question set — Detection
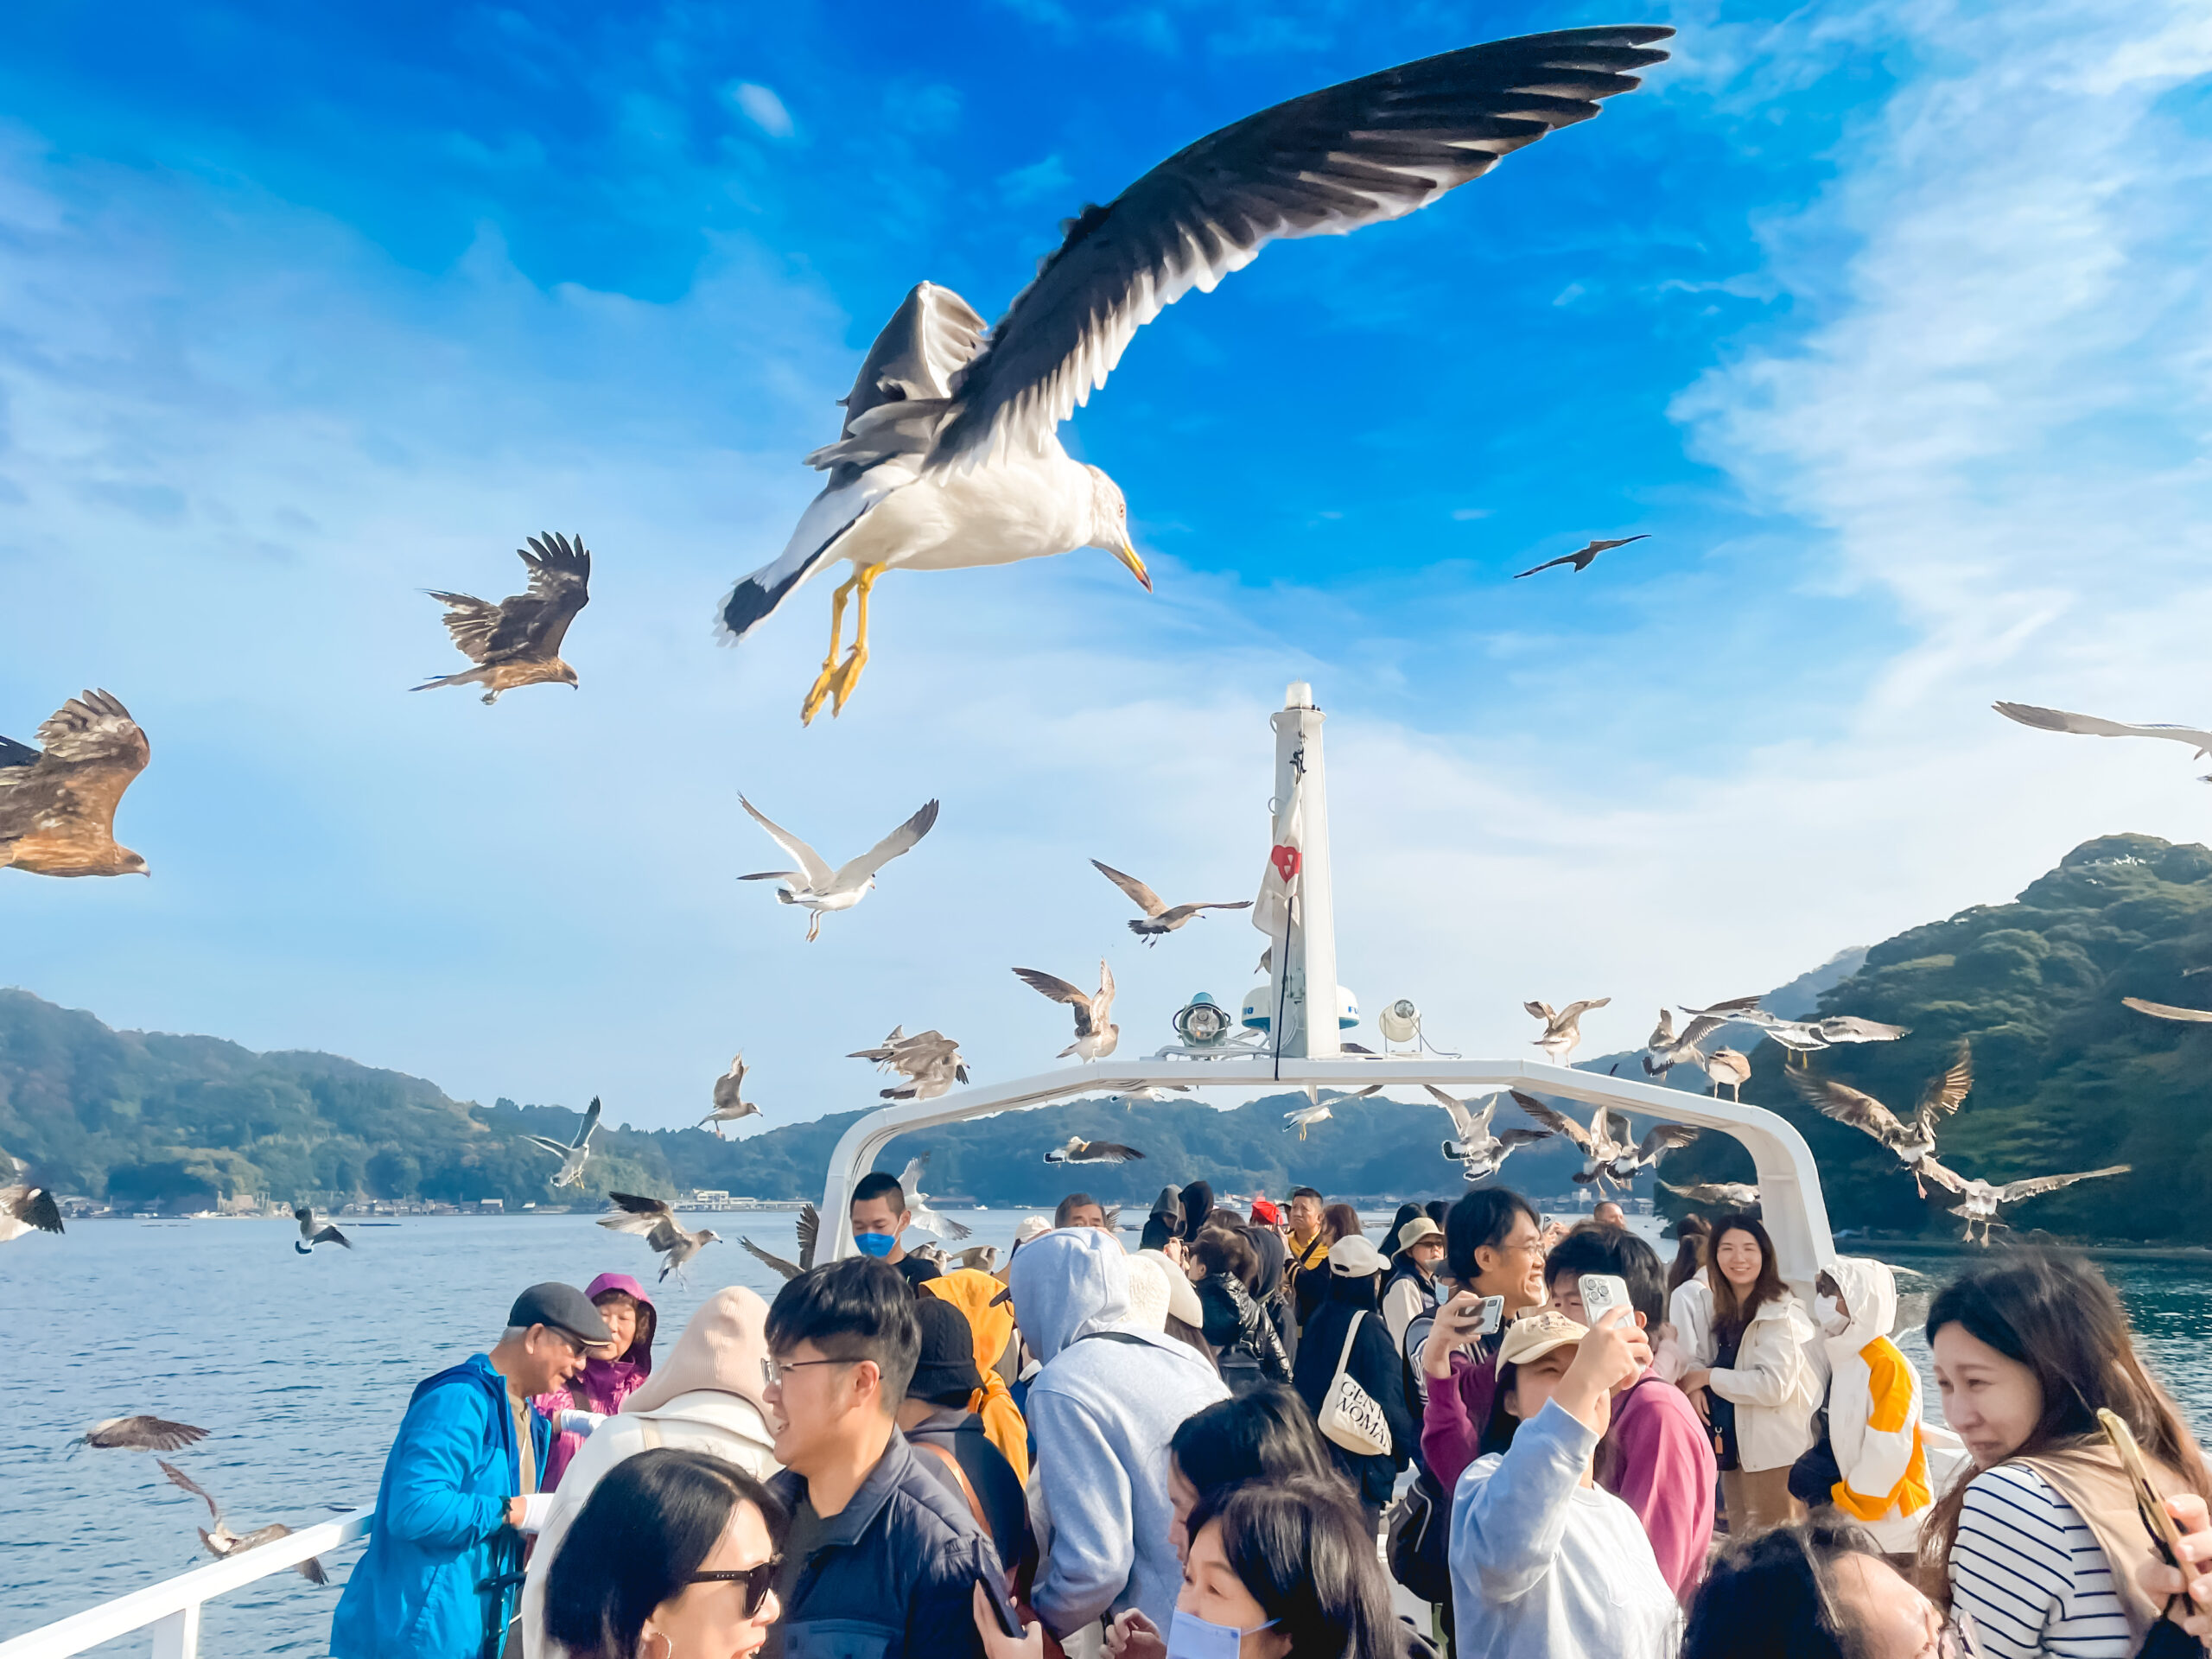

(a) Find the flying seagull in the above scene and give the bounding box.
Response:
[1790,1046,1971,1197]
[738,795,939,942]
[1423,1085,1553,1182]
[700,1057,762,1136]
[291,1206,352,1255]
[1919,1158,2130,1246]
[1281,1084,1386,1141]
[896,1154,972,1242]
[413,532,592,703]
[715,27,1674,722]
[158,1460,328,1584]
[1014,962,1120,1060]
[1512,534,1650,580]
[950,1244,999,1274]
[0,690,151,878]
[1993,702,2212,775]
[1524,997,1611,1065]
[1043,1136,1146,1166]
[850,1027,971,1101]
[1510,1091,1626,1189]
[1659,1179,1762,1209]
[599,1193,721,1282]
[1814,1015,1910,1046]
[1603,1121,1702,1185]
[1643,1002,1755,1080]
[1090,861,1253,943]
[1,1157,64,1244]
[76,1416,210,1453]
[740,1202,821,1282]
[1108,1080,1195,1106]
[2122,996,2212,1024]
[519,1097,601,1187]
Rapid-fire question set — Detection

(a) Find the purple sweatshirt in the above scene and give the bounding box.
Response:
[1602,1371,1718,1604]
[1421,1341,1503,1491]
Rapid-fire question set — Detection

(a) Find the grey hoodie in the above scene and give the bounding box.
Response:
[1010,1228,1228,1637]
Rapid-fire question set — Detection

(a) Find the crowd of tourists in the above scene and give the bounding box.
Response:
[327,1174,2212,1659]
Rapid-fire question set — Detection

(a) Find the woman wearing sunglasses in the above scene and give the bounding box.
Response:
[544,1447,785,1659]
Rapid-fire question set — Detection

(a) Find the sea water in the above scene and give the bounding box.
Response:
[4,1211,2209,1651]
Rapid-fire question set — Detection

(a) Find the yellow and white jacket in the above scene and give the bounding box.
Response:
[1821,1255,1963,1554]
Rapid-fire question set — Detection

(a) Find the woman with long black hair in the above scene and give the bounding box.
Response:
[1179,1478,1402,1659]
[1923,1252,2211,1657]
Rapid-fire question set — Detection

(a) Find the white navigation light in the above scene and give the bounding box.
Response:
[1379,998,1421,1045]
[1173,992,1233,1046]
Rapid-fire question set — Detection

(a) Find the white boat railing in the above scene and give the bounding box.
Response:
[0,1510,372,1659]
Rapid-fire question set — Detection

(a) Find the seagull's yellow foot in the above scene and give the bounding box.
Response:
[800,567,862,726]
[806,912,822,943]
[800,658,842,726]
[823,563,885,718]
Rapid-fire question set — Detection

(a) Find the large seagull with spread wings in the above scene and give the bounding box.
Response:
[716,28,1673,721]
[0,690,151,878]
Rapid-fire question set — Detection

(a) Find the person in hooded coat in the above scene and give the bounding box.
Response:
[920,1268,1030,1484]
[518,1286,779,1658]
[534,1272,657,1490]
[1139,1187,1184,1255]
[900,1296,1032,1578]
[1010,1226,1229,1640]
[1293,1236,1414,1533]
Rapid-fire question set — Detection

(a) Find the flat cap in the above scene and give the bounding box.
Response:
[508,1281,613,1346]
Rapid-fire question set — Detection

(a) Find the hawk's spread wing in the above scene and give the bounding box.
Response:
[1091,860,1167,918]
[487,533,592,661]
[0,690,151,854]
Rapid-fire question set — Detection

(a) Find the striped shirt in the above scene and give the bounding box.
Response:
[1949,1462,2132,1658]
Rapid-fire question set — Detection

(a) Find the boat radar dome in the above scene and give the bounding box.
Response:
[1173,993,1234,1047]
[1240,984,1359,1032]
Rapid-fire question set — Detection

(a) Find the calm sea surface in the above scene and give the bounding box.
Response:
[6,1211,2210,1653]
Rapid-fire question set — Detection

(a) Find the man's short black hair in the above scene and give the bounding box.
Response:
[1445,1187,1541,1285]
[1287,1186,1324,1206]
[1543,1223,1668,1326]
[851,1172,906,1215]
[765,1257,920,1406]
[1055,1192,1099,1226]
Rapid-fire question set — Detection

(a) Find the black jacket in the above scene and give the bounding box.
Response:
[1293,1274,1416,1505]
[765,1430,1007,1659]
[1197,1273,1289,1389]
[903,1408,1032,1583]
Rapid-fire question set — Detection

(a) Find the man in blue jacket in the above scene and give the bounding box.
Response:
[332,1283,609,1659]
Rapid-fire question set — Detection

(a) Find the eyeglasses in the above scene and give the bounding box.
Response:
[760,1355,856,1388]
[683,1560,780,1618]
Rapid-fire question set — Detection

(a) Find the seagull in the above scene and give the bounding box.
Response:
[1920,1158,2130,1246]
[1043,1136,1146,1166]
[1422,1085,1554,1182]
[1994,702,2212,776]
[1643,1004,1751,1081]
[1512,534,1650,579]
[1659,1179,1762,1209]
[715,27,1674,723]
[413,533,591,704]
[1510,1091,1625,1188]
[1524,997,1610,1065]
[1107,1081,1195,1105]
[897,1154,972,1242]
[1814,1016,1910,1046]
[519,1097,601,1187]
[76,1416,210,1452]
[851,1027,972,1100]
[1700,1047,1752,1101]
[1090,861,1253,943]
[158,1460,328,1584]
[0,690,151,878]
[951,1245,999,1274]
[739,1203,820,1283]
[1,1158,64,1244]
[599,1193,721,1282]
[2122,997,2212,1024]
[1014,962,1119,1059]
[699,1058,763,1136]
[738,795,939,942]
[1790,1046,1971,1197]
[1283,1084,1386,1141]
[291,1207,352,1255]
[1603,1121,1702,1185]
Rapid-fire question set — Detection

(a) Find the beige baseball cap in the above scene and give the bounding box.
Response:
[1497,1308,1587,1368]
[1327,1234,1389,1276]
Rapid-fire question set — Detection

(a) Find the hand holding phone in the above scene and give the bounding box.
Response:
[1577,1274,1630,1324]
[972,1582,1041,1659]
[2100,1409,2189,1565]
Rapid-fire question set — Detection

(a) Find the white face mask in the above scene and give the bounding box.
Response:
[1821,1300,1851,1338]
[1166,1606,1276,1659]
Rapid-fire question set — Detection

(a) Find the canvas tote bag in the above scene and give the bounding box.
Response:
[1318,1312,1392,1457]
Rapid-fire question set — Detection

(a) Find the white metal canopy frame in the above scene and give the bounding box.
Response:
[822,683,1837,1292]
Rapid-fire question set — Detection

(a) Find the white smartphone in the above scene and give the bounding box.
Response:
[1578,1274,1631,1324]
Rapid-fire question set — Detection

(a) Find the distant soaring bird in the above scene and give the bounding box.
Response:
[1043,1136,1146,1166]
[1791,1046,1971,1197]
[895,1154,972,1242]
[76,1415,210,1453]
[158,1459,329,1584]
[599,1193,721,1282]
[1014,962,1120,1060]
[291,1207,352,1255]
[413,533,591,703]
[1423,1085,1554,1182]
[699,1058,762,1136]
[1512,534,1650,580]
[1994,702,2212,776]
[1660,1179,1761,1209]
[738,795,939,942]
[1919,1158,2130,1245]
[0,690,151,878]
[519,1097,602,1187]
[1090,861,1253,943]
[1,1156,64,1244]
[715,27,1673,722]
[1525,997,1610,1065]
[740,1202,821,1282]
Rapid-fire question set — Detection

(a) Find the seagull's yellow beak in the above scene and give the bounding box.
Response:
[1114,537,1152,592]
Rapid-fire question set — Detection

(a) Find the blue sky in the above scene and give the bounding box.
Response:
[4,0,2210,1131]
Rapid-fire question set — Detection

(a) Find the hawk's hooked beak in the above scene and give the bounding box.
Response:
[1114,537,1152,593]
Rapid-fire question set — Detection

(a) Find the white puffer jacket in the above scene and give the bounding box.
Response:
[1679,1278,1821,1474]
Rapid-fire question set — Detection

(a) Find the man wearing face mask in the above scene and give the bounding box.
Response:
[850,1171,941,1291]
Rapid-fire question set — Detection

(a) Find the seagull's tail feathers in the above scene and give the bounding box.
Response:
[717,478,889,646]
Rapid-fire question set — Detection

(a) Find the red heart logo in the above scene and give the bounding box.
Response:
[1270,844,1301,882]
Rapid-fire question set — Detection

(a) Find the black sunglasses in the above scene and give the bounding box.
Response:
[683,1560,780,1618]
